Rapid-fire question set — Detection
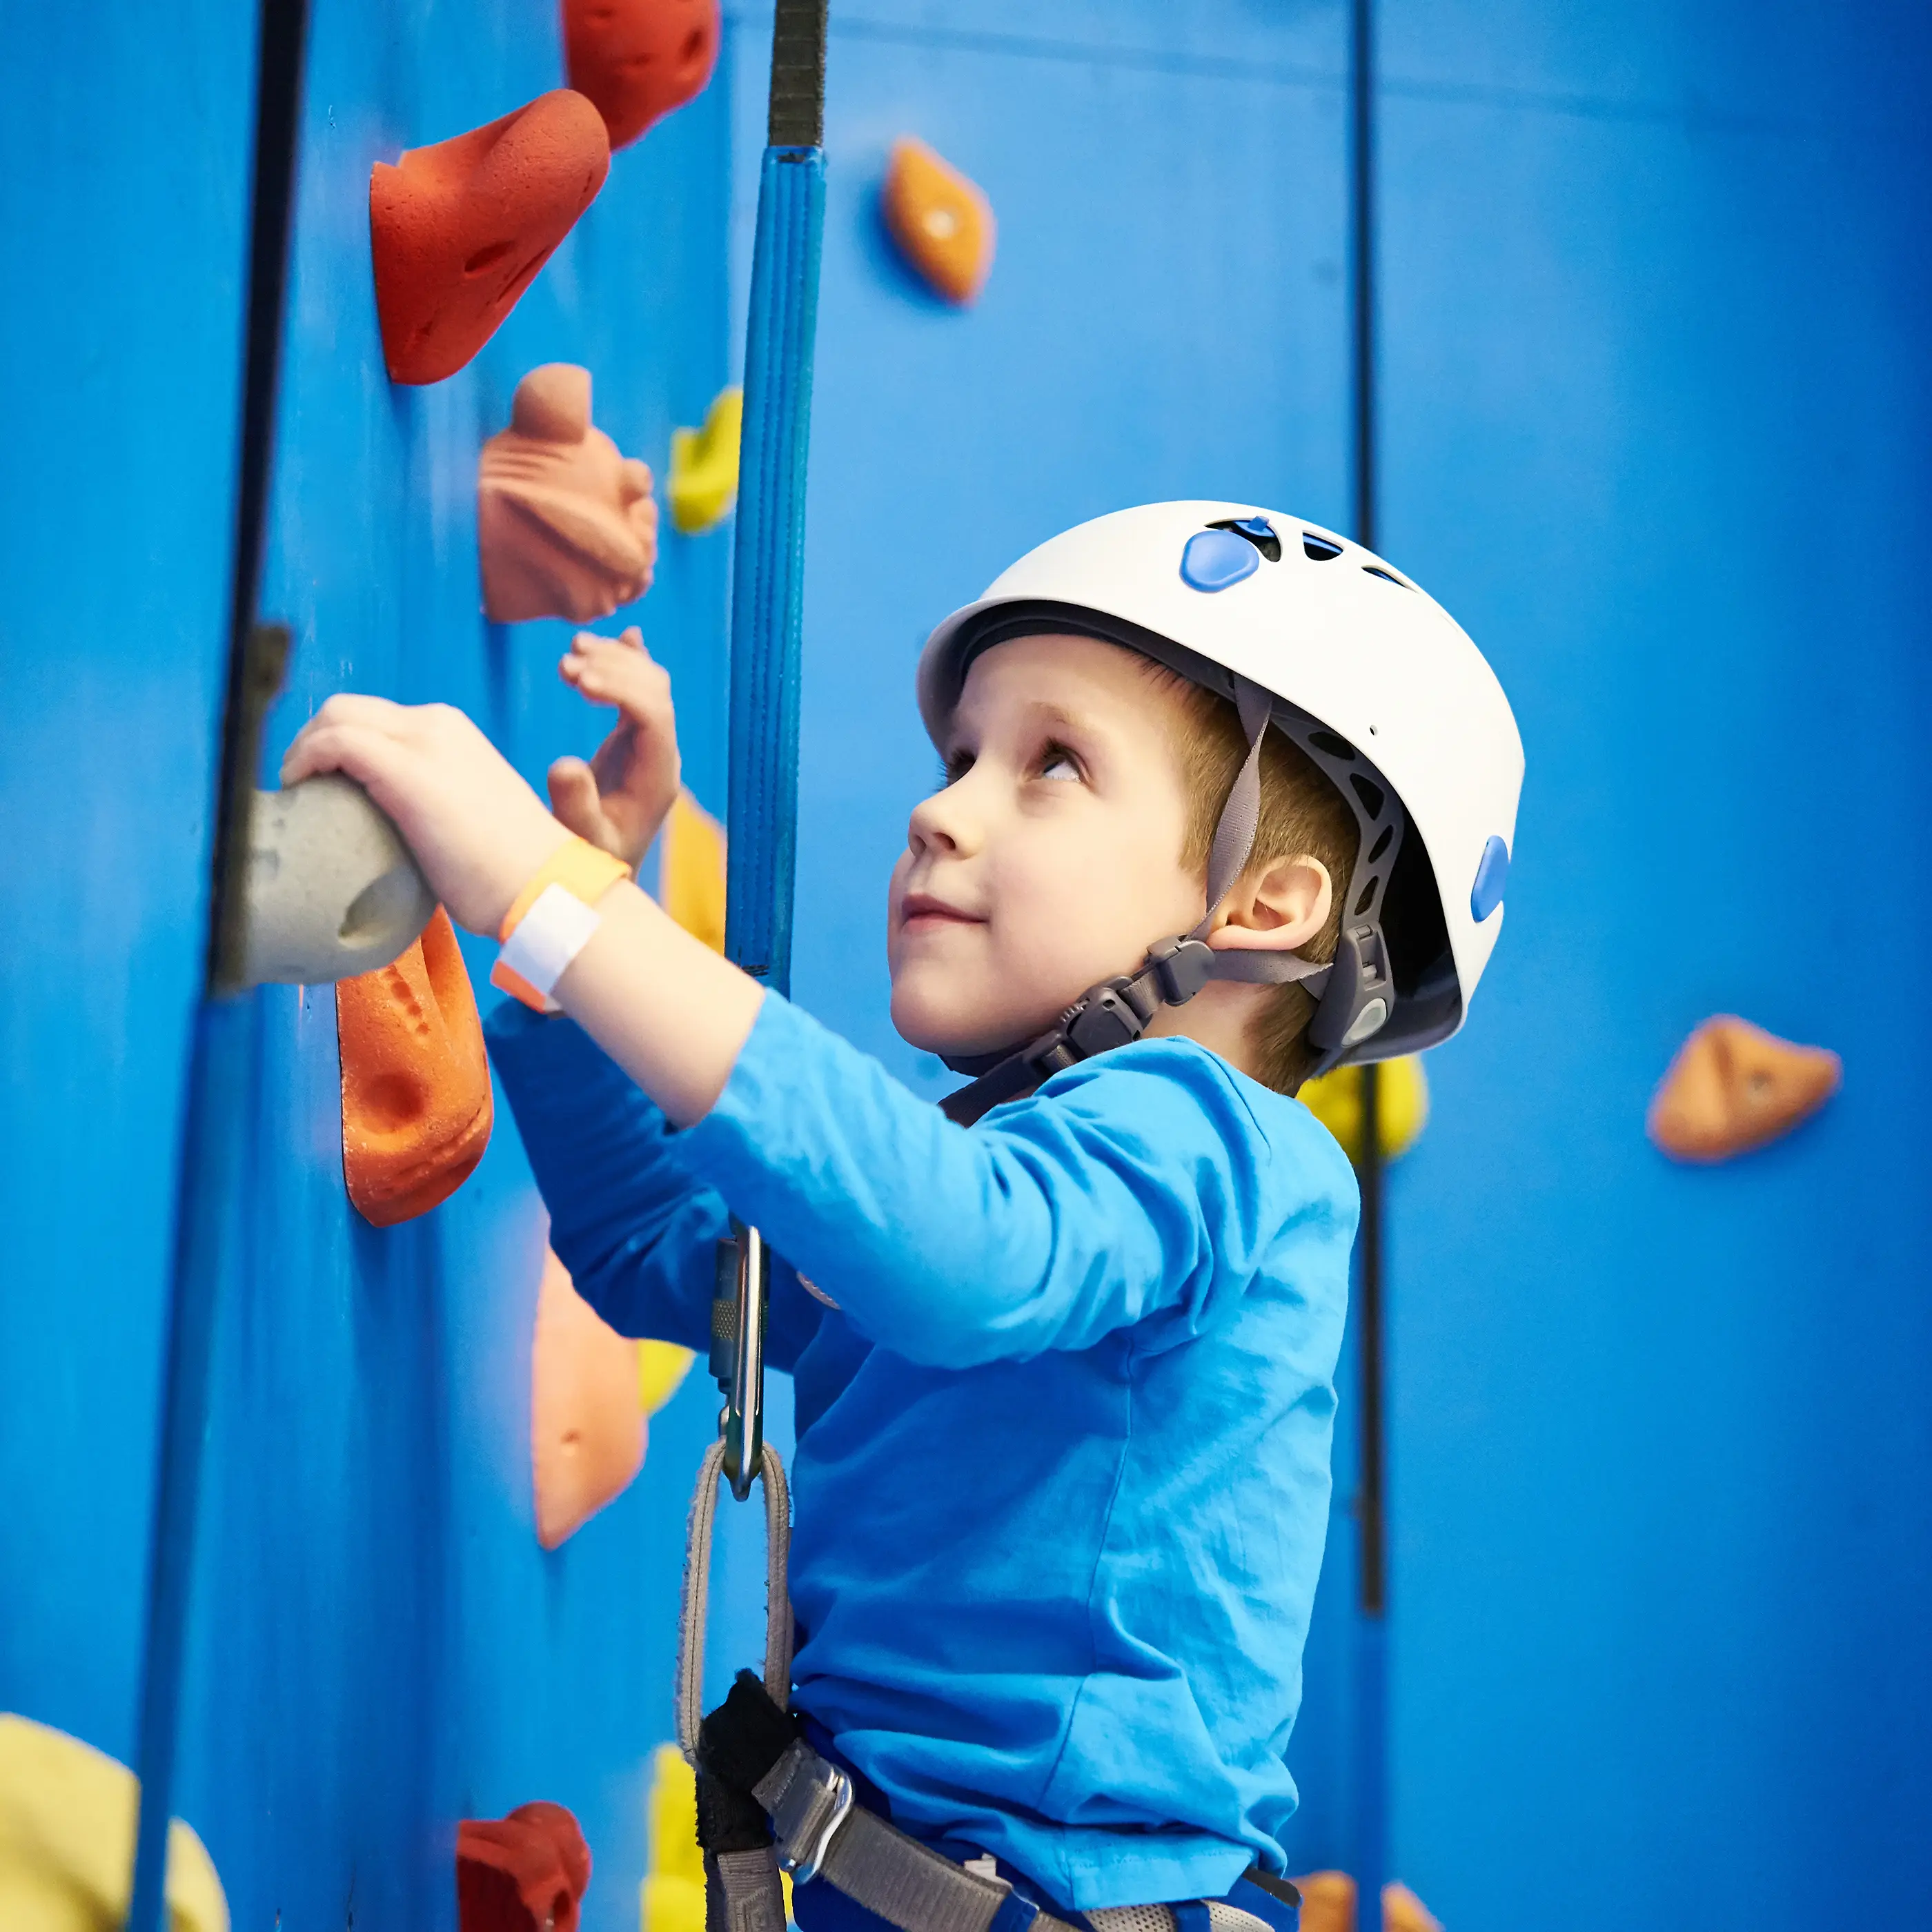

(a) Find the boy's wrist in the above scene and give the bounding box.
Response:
[491,836,634,1012]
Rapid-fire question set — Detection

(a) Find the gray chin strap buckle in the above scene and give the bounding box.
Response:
[765,1742,855,1884]
[1308,923,1394,1067]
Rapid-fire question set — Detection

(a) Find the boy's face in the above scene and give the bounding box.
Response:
[889,632,1205,1058]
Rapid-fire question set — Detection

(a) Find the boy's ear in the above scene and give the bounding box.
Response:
[1210,854,1333,952]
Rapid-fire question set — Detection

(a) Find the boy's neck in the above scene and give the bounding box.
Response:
[1141,981,1270,1084]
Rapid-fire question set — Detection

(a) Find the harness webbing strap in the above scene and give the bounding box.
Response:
[678,1439,794,1764]
[707,1847,789,1932]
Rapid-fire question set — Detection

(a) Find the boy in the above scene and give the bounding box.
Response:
[284,503,1524,1931]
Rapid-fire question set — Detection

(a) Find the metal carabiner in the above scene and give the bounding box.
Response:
[719,1221,767,1501]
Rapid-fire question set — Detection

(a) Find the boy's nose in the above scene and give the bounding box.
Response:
[908,779,983,858]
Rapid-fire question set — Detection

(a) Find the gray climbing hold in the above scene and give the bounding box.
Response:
[241,776,435,985]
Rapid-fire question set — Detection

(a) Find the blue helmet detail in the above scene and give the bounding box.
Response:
[1470,835,1510,921]
[1179,528,1261,593]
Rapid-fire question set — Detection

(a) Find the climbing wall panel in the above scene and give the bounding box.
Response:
[0,0,258,1768]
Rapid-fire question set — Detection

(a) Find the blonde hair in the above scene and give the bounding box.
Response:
[1147,665,1359,1094]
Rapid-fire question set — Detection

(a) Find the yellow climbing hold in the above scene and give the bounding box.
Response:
[668,387,743,534]
[639,1337,695,1417]
[640,1742,791,1932]
[640,1744,704,1932]
[659,789,727,956]
[0,1712,228,1932]
[1298,1056,1429,1166]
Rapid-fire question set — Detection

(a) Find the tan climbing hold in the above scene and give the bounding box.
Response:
[1291,1873,1440,1932]
[480,364,659,624]
[1294,1871,1357,1932]
[882,137,995,306]
[337,906,493,1226]
[1381,1882,1441,1932]
[533,1248,646,1548]
[1647,1014,1840,1163]
[667,387,742,534]
[0,1711,228,1932]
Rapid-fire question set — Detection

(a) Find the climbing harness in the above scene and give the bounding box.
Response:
[691,1670,1299,1932]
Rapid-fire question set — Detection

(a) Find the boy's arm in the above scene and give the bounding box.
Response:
[278,698,1337,1363]
[665,992,1337,1368]
[488,1000,823,1371]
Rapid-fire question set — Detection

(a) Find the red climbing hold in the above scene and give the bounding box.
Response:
[457,1802,592,1932]
[563,0,721,150]
[371,90,611,385]
[337,907,493,1225]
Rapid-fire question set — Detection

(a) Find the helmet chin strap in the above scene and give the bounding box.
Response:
[940,676,1401,1127]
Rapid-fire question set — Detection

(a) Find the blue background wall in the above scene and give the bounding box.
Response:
[3,2,1929,1929]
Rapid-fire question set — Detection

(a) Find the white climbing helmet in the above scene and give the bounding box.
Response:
[918,502,1524,1067]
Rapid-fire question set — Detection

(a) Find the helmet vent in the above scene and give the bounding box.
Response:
[1354,877,1379,917]
[1350,773,1386,818]
[1308,729,1356,760]
[1206,516,1281,562]
[1362,564,1412,589]
[1302,533,1343,561]
[1366,823,1394,865]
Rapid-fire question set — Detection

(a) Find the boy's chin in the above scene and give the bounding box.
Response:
[889,974,1037,1061]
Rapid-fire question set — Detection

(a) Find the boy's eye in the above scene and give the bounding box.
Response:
[942,751,974,787]
[1038,742,1084,782]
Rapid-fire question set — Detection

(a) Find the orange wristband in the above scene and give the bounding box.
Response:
[491,837,632,1012]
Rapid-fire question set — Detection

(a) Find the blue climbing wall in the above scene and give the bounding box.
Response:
[3,3,1931,1930]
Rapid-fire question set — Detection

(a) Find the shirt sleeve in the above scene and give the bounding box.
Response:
[484,1000,822,1372]
[677,992,1309,1369]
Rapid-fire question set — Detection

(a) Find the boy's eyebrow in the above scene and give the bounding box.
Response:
[1017,699,1091,736]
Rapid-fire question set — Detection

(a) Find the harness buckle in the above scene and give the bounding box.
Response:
[767,1744,854,1884]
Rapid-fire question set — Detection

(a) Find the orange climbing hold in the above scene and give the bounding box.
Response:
[457,1802,591,1932]
[564,0,721,151]
[532,1247,647,1547]
[882,137,996,306]
[479,364,658,623]
[336,907,493,1225]
[371,90,611,385]
[1647,1014,1841,1163]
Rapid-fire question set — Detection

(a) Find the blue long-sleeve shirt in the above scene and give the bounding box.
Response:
[486,992,1355,1912]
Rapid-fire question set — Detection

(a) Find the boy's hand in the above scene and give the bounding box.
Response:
[548,627,681,873]
[281,698,568,934]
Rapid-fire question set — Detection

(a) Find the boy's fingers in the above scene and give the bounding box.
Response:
[279,718,420,800]
[546,757,610,844]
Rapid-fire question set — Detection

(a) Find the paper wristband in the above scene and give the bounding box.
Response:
[491,838,632,1012]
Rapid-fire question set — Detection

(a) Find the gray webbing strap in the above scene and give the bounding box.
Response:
[756,1738,1074,1932]
[1190,676,1274,940]
[707,1848,789,1932]
[678,1438,794,1762]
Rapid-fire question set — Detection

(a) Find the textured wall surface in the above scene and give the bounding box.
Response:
[2,2,1929,1929]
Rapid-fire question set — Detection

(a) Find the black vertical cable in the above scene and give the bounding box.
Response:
[126,4,309,1926]
[1349,0,1388,1625]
